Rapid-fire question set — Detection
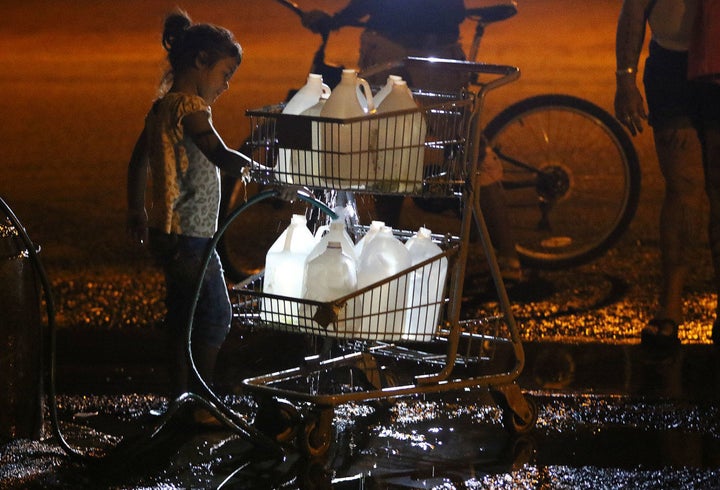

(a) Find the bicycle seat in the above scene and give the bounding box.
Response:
[465,2,518,24]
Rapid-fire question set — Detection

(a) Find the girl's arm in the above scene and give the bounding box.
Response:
[184,110,302,202]
[182,110,250,178]
[126,126,149,244]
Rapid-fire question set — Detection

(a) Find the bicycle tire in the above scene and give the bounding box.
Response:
[484,94,640,269]
[216,173,250,282]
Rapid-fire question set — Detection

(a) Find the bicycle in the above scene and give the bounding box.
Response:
[217,0,640,281]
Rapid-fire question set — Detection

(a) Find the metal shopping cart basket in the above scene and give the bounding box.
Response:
[232,58,537,457]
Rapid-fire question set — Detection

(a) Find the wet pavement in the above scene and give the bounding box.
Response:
[4,194,720,489]
[3,262,720,489]
[2,343,720,489]
[2,1,720,487]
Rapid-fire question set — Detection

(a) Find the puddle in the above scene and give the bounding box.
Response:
[2,392,720,489]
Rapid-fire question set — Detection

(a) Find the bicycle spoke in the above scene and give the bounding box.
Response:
[485,95,640,268]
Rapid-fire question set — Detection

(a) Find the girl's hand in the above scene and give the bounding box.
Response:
[276,185,310,202]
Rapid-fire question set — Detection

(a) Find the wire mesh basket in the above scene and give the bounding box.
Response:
[232,244,459,343]
[245,92,474,195]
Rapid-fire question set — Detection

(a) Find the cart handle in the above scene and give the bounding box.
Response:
[405,56,520,91]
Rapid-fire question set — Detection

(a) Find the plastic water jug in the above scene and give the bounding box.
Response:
[278,74,331,185]
[301,97,326,117]
[319,69,376,189]
[404,227,447,341]
[376,80,427,192]
[283,73,331,115]
[289,91,329,187]
[309,219,358,264]
[373,75,403,107]
[261,214,316,324]
[300,241,358,335]
[354,220,385,258]
[355,226,411,340]
[321,69,374,118]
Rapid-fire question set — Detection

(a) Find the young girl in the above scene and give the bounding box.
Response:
[126,10,249,408]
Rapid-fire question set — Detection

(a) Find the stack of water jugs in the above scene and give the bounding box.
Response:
[261,214,448,342]
[278,70,427,191]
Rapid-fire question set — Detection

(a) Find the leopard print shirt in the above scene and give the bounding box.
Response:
[145,92,221,237]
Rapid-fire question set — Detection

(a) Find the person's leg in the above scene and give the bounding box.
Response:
[700,121,720,343]
[694,78,720,344]
[478,181,521,281]
[190,245,232,392]
[148,230,191,398]
[650,125,705,328]
[641,43,705,344]
[474,140,521,281]
[160,236,232,399]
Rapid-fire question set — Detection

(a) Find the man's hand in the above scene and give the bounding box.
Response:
[614,77,647,136]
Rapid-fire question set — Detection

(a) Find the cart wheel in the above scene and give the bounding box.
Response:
[299,408,333,458]
[502,395,538,435]
[255,398,300,443]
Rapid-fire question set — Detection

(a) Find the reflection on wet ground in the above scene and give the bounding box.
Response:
[3,265,720,488]
[2,387,720,489]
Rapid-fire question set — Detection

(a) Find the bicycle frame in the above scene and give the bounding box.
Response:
[220,0,639,282]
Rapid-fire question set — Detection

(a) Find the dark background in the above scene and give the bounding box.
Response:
[3,0,714,341]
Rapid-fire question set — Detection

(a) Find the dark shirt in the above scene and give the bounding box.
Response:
[334,0,466,44]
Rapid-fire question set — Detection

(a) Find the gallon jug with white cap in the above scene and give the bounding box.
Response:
[292,89,330,187]
[309,219,358,265]
[355,226,411,340]
[403,227,447,341]
[300,241,358,334]
[283,73,331,115]
[261,214,316,324]
[354,220,385,258]
[373,75,404,107]
[278,74,331,185]
[320,69,376,189]
[376,79,426,192]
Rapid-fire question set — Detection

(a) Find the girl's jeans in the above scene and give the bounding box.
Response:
[149,230,232,348]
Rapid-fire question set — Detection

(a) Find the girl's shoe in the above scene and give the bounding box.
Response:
[640,318,680,349]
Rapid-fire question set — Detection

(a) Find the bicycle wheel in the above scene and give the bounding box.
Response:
[217,175,267,282]
[484,94,640,269]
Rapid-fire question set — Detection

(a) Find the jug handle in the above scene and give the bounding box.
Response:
[357,77,375,113]
[321,83,331,98]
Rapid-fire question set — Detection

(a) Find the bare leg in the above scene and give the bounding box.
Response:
[652,125,705,328]
[700,122,720,340]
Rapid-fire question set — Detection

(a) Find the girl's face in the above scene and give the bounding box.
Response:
[198,55,239,105]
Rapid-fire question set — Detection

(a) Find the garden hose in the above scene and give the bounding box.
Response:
[0,188,336,466]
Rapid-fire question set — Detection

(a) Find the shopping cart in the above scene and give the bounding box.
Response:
[232,57,537,457]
